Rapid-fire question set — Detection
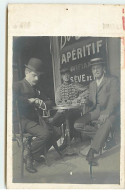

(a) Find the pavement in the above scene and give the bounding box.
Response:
[12,138,120,184]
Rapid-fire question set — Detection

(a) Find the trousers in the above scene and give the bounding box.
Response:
[24,118,61,161]
[74,113,115,153]
[52,109,81,139]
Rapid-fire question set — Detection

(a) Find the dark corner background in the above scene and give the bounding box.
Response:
[13,36,55,100]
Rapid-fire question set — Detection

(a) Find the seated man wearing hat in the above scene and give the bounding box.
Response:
[13,58,61,173]
[49,66,88,145]
[55,67,88,106]
[74,58,120,165]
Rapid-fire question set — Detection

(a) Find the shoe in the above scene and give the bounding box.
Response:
[25,165,37,173]
[59,139,67,151]
[103,137,116,150]
[24,156,37,173]
[86,148,98,166]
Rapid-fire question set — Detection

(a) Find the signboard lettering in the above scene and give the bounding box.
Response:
[58,37,108,85]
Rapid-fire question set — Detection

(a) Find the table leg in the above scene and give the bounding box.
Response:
[65,117,71,146]
[63,112,78,156]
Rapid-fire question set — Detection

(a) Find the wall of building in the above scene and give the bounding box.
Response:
[13,36,55,99]
[51,37,121,96]
[107,38,120,78]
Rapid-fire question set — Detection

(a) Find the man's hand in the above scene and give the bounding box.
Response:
[28,98,37,104]
[34,98,44,108]
[98,113,109,124]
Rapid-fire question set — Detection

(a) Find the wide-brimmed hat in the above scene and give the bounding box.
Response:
[25,58,44,75]
[60,66,71,74]
[90,58,105,66]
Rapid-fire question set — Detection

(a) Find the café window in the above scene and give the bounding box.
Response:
[50,36,108,95]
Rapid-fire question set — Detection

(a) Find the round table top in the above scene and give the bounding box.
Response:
[53,104,84,110]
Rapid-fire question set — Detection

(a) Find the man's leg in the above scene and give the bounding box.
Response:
[26,123,50,161]
[68,110,81,139]
[45,126,62,152]
[74,113,91,131]
[86,117,115,165]
[73,113,92,143]
[49,111,65,127]
[91,118,113,153]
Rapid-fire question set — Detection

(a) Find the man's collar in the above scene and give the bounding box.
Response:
[63,81,71,85]
[96,74,104,87]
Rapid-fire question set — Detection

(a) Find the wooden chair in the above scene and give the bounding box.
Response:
[13,100,33,178]
[13,101,62,178]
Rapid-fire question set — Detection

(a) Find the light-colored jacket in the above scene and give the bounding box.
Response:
[88,75,120,120]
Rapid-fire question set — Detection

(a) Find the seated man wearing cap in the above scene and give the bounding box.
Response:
[74,58,120,165]
[13,58,61,173]
[49,66,88,145]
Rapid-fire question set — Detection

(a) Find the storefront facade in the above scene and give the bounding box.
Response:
[13,36,120,102]
[50,37,120,97]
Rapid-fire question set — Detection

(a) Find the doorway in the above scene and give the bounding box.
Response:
[13,36,55,100]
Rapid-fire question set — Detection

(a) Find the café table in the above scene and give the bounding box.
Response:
[53,104,86,156]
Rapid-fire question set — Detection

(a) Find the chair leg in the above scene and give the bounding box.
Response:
[99,148,102,156]
[22,136,34,174]
[89,161,93,181]
[16,137,21,147]
[20,141,24,179]
[43,144,49,166]
[111,129,115,140]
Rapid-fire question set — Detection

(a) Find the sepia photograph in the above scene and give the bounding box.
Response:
[7,4,125,189]
[12,36,120,184]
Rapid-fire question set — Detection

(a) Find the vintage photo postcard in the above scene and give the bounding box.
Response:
[7,4,125,189]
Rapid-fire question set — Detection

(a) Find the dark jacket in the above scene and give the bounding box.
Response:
[13,78,53,129]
